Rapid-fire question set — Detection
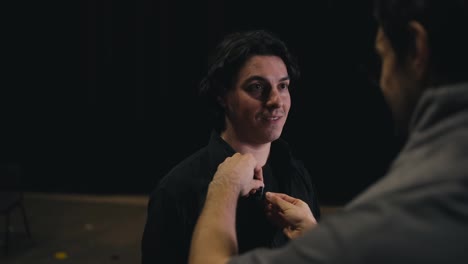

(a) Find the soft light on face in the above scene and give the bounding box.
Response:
[222,55,291,145]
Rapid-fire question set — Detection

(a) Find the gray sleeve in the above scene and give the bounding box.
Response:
[228,214,347,264]
[229,185,468,264]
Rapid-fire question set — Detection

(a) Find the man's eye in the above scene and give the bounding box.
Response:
[279,83,289,90]
[248,83,264,92]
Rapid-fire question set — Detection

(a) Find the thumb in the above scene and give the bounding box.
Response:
[266,192,291,210]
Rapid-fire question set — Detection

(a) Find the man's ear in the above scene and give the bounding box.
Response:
[408,21,429,79]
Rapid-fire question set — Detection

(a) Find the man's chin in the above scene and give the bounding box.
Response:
[269,134,282,143]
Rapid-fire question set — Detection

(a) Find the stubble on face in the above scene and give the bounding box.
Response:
[223,55,291,145]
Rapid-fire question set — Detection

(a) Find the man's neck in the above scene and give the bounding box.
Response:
[221,131,271,167]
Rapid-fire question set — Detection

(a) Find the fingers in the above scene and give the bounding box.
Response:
[248,179,264,194]
[266,192,298,204]
[240,152,259,170]
[253,166,264,190]
[254,180,265,189]
[254,166,263,182]
[265,192,292,210]
[215,152,265,197]
[265,192,296,206]
[283,227,294,239]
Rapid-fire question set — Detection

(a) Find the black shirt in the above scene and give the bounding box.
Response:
[141,131,320,264]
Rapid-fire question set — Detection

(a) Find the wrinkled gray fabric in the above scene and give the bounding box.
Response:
[230,82,468,264]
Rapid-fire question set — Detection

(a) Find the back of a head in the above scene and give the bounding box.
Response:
[373,0,468,86]
[198,29,300,132]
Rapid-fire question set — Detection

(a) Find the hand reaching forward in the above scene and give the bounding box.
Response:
[265,192,318,239]
[211,152,264,197]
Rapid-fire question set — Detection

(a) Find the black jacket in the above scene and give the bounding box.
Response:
[141,131,320,264]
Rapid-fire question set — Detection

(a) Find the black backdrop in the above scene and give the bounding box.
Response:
[3,0,403,205]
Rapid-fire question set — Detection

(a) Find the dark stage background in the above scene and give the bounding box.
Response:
[3,0,403,205]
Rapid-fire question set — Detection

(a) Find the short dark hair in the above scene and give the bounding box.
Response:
[373,0,468,86]
[198,29,300,132]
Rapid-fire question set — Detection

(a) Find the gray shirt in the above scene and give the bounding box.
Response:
[229,82,468,264]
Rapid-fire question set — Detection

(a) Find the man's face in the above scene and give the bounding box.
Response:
[221,55,291,145]
[375,27,420,134]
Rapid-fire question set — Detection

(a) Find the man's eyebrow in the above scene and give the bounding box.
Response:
[243,75,290,83]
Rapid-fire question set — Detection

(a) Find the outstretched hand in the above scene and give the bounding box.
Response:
[211,152,264,197]
[265,192,317,239]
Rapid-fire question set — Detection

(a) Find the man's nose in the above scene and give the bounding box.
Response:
[265,88,282,108]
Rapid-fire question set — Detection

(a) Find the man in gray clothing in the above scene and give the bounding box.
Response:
[188,0,468,263]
